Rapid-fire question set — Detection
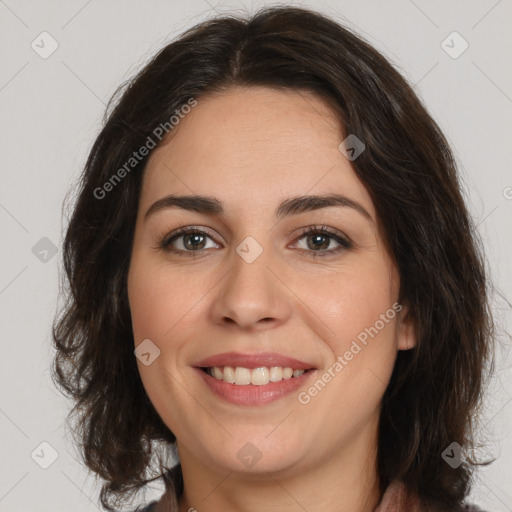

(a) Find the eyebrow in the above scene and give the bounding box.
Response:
[144,193,372,222]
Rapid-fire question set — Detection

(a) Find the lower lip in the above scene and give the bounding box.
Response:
[194,367,317,406]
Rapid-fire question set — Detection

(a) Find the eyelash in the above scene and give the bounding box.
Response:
[157,224,352,259]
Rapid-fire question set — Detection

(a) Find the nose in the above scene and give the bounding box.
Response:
[210,244,292,332]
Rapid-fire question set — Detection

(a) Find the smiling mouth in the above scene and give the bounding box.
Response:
[200,366,314,385]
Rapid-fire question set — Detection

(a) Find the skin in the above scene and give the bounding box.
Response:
[127,86,416,512]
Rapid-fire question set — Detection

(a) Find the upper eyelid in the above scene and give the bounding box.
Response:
[165,226,221,244]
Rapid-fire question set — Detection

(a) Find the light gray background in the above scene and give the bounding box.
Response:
[0,0,511,510]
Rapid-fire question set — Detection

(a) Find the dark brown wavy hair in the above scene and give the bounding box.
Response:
[52,5,495,511]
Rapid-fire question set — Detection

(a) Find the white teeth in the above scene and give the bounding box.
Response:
[212,367,223,379]
[234,367,251,385]
[223,366,235,383]
[206,366,308,385]
[269,366,283,382]
[251,367,269,385]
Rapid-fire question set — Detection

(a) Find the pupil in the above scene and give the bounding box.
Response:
[308,234,328,250]
[185,233,205,250]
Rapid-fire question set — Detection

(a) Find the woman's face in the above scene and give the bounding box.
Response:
[127,86,414,477]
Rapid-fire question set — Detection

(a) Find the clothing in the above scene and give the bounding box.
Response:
[134,480,487,511]
[374,480,487,512]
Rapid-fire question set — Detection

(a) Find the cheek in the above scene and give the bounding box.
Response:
[128,258,202,433]
[295,264,399,419]
[128,257,206,342]
[297,262,397,350]
[295,262,399,402]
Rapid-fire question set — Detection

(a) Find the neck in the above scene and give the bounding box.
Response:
[172,422,382,512]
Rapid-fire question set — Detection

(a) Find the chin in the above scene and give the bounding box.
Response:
[226,433,308,473]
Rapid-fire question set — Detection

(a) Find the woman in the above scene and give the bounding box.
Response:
[52,6,494,512]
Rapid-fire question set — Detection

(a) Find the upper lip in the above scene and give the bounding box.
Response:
[194,352,316,370]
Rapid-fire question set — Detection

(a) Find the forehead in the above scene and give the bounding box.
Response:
[140,86,375,221]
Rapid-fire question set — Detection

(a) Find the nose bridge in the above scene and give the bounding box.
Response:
[233,236,273,294]
[211,234,290,329]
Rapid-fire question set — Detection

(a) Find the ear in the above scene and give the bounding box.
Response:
[396,303,416,351]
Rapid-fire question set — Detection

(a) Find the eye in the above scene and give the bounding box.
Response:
[159,227,219,256]
[292,225,352,258]
[157,224,352,258]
